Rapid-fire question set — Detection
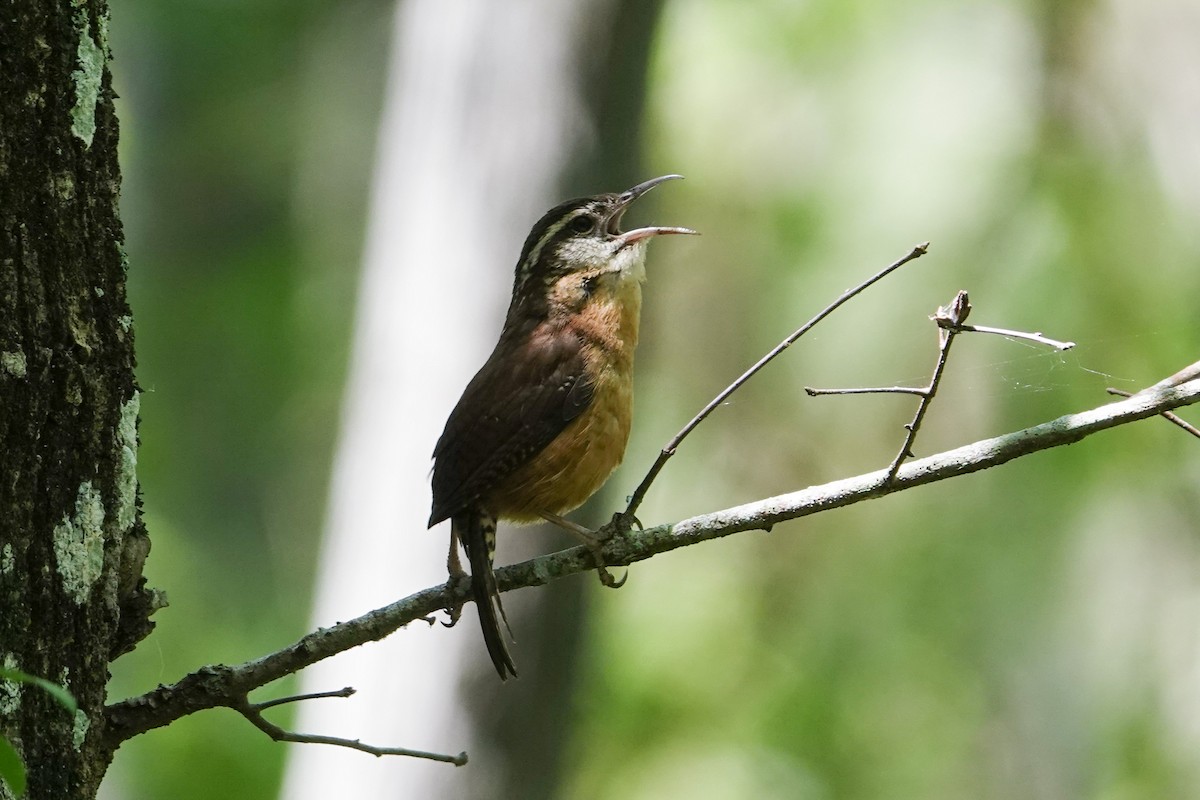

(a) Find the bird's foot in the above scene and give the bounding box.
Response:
[605,510,642,538]
[541,512,628,589]
[441,566,470,628]
[440,537,470,627]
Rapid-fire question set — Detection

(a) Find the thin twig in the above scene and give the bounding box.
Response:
[669,379,1200,540]
[885,291,970,480]
[621,242,931,520]
[1138,358,1200,394]
[1107,388,1200,439]
[253,687,355,712]
[237,695,467,765]
[802,291,1076,480]
[103,377,1200,756]
[805,386,927,397]
[952,323,1075,350]
[1106,358,1200,440]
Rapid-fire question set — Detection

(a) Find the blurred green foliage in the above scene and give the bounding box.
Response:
[106,0,387,797]
[104,0,1200,798]
[574,0,1200,798]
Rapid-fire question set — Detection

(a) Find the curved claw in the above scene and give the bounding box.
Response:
[538,511,631,589]
[598,566,629,589]
[441,602,464,628]
[592,547,629,589]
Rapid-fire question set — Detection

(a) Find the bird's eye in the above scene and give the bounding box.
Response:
[567,214,595,234]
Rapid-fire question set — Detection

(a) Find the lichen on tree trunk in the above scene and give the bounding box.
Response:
[0,2,158,798]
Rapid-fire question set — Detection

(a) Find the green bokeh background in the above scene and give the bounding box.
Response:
[104,0,1200,797]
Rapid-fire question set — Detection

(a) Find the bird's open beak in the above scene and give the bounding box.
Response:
[621,173,685,202]
[609,174,698,247]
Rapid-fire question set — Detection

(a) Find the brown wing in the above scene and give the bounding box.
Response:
[428,324,593,527]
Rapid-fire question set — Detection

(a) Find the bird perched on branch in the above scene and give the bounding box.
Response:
[428,175,695,679]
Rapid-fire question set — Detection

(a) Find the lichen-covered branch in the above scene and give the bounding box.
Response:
[103,377,1200,755]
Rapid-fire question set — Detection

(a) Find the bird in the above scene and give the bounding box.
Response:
[428,174,695,679]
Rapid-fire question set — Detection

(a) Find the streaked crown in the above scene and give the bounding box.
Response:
[508,175,695,308]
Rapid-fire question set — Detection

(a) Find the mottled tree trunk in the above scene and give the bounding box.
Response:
[0,2,155,799]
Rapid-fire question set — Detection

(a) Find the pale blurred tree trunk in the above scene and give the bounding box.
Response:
[1,2,155,799]
[280,0,662,797]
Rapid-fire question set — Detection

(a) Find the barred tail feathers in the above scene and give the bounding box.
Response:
[456,509,517,679]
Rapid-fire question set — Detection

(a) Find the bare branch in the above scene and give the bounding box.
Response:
[669,377,1200,541]
[804,290,1079,480]
[103,376,1200,755]
[883,291,971,480]
[252,687,356,711]
[236,693,467,766]
[805,386,927,397]
[1138,358,1200,394]
[950,323,1075,350]
[622,242,931,519]
[1108,365,1200,439]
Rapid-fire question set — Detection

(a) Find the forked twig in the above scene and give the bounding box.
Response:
[883,291,971,480]
[1106,360,1200,440]
[1106,388,1200,438]
[804,290,1078,481]
[620,242,931,521]
[1133,358,1200,395]
[236,687,467,766]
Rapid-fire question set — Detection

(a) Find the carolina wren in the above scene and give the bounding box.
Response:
[428,175,695,679]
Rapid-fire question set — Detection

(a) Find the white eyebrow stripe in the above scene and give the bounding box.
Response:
[514,207,590,295]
